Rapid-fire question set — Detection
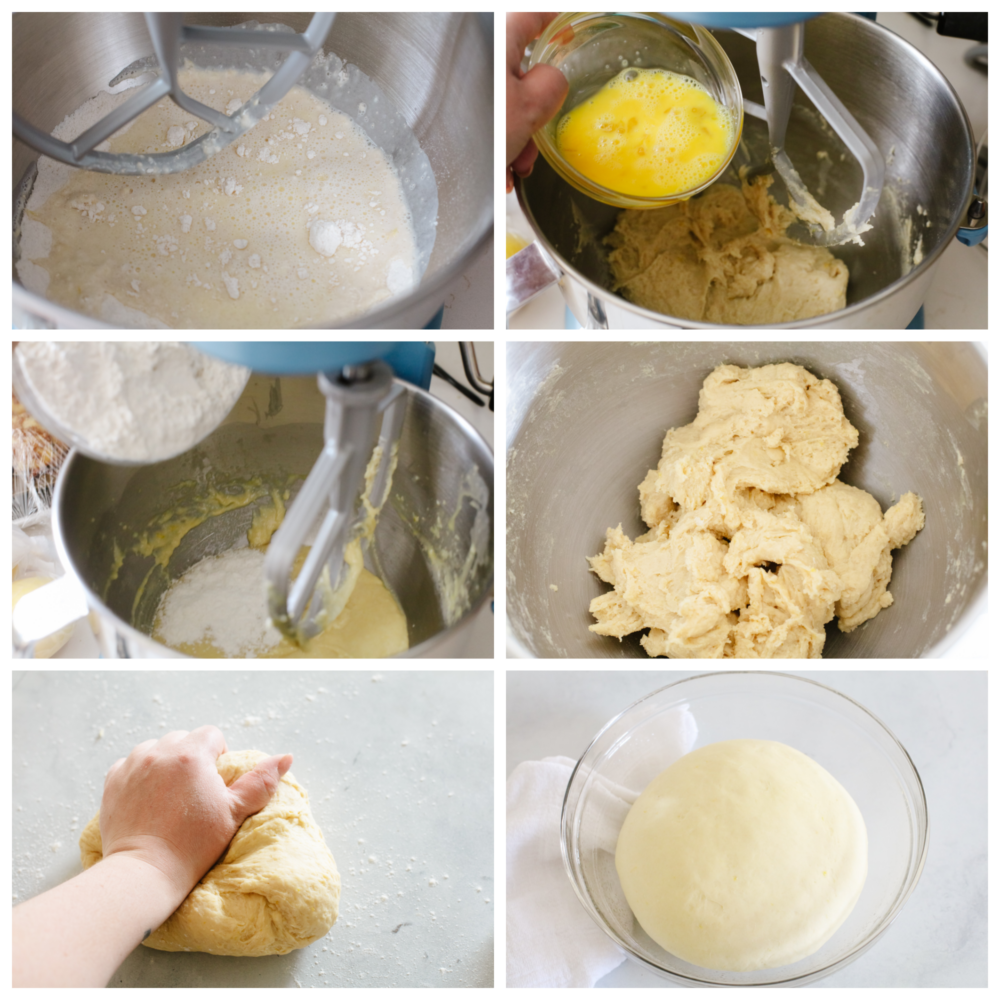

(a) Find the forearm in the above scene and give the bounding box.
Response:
[13,853,188,987]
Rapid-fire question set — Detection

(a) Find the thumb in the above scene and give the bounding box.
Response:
[508,65,568,167]
[227,753,293,826]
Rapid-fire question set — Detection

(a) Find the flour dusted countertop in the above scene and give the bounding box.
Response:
[13,671,494,987]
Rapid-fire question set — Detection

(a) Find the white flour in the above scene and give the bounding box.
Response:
[154,548,281,656]
[16,341,249,462]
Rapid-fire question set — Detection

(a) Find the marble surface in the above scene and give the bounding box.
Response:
[13,670,494,987]
[507,670,986,987]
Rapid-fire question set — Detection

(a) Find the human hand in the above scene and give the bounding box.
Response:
[506,12,569,192]
[99,726,292,903]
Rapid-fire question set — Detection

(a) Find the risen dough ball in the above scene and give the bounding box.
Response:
[79,749,340,956]
[615,739,867,971]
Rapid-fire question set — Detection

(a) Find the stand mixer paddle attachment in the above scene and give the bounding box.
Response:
[264,362,406,645]
[675,13,885,246]
[12,12,335,175]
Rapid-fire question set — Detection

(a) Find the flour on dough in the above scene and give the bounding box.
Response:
[606,175,848,325]
[615,739,868,971]
[79,750,340,956]
[588,363,924,657]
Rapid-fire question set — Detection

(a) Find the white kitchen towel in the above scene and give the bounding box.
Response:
[507,756,625,988]
[507,707,698,988]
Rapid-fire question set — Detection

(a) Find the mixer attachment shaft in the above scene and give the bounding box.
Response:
[737,21,885,246]
[12,12,334,175]
[264,361,405,643]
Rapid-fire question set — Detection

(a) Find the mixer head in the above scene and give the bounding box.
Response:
[12,12,335,175]
[260,360,407,644]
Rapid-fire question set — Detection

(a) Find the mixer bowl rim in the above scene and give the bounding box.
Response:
[515,11,977,330]
[51,378,495,659]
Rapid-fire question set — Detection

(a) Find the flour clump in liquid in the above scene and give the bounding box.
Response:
[588,363,925,657]
[16,65,420,328]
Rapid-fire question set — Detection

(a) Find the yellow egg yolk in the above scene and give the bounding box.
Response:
[555,67,736,199]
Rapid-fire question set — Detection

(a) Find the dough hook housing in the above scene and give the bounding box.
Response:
[673,13,885,246]
[12,12,335,175]
[264,362,406,643]
[737,21,884,246]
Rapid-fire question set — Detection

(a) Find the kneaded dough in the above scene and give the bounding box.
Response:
[588,363,925,657]
[606,176,848,325]
[615,739,868,971]
[79,750,340,956]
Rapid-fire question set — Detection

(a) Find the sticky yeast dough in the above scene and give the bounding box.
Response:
[80,750,340,956]
[615,740,867,971]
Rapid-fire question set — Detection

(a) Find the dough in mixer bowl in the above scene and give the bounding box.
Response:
[588,363,925,657]
[606,175,848,325]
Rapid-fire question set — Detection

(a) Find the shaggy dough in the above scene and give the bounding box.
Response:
[606,176,848,324]
[615,739,868,971]
[79,750,340,956]
[589,363,925,657]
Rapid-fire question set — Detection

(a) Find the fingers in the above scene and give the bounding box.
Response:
[506,12,560,72]
[511,140,539,180]
[185,725,227,760]
[507,64,568,167]
[226,753,292,826]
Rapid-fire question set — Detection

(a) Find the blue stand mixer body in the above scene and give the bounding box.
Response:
[195,342,436,389]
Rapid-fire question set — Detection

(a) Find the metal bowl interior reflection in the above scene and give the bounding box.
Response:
[562,671,928,986]
[55,375,493,657]
[507,341,987,658]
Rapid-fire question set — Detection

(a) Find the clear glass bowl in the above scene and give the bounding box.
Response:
[560,672,928,986]
[528,12,743,209]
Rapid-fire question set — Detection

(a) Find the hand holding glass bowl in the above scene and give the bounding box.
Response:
[528,13,744,209]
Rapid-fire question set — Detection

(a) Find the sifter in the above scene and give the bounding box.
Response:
[11,12,335,175]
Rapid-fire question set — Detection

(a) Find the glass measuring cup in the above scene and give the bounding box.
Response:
[528,13,744,210]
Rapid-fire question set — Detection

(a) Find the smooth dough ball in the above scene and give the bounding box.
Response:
[615,739,867,971]
[79,749,340,956]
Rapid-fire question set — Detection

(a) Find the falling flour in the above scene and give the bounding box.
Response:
[155,548,282,657]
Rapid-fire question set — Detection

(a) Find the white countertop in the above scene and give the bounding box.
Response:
[13,669,494,987]
[506,669,986,987]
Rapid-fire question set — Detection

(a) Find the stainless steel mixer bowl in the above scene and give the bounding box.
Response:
[12,12,492,329]
[507,342,987,658]
[514,12,977,328]
[53,376,494,658]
